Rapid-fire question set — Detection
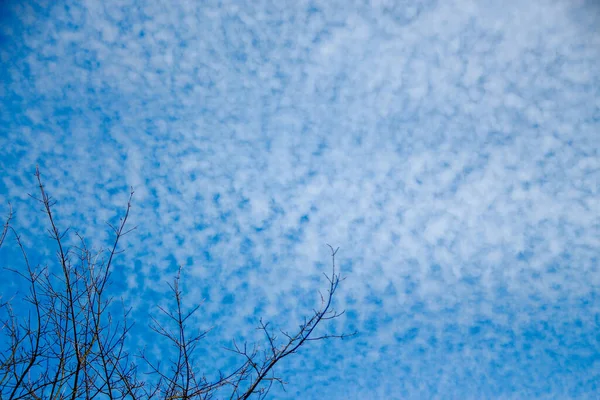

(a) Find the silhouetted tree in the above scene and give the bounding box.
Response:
[0,168,354,399]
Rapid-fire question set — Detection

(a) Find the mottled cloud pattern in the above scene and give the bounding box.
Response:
[1,0,599,398]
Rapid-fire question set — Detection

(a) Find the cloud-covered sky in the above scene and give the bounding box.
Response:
[1,0,599,398]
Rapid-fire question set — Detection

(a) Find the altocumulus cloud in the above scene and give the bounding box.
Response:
[0,0,599,398]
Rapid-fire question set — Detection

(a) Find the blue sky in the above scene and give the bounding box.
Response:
[1,0,599,398]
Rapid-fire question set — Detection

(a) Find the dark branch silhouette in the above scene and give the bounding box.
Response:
[0,168,355,399]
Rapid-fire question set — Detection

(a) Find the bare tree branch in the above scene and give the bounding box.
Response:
[0,169,355,399]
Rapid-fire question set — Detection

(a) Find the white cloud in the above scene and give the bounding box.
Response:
[0,0,599,397]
